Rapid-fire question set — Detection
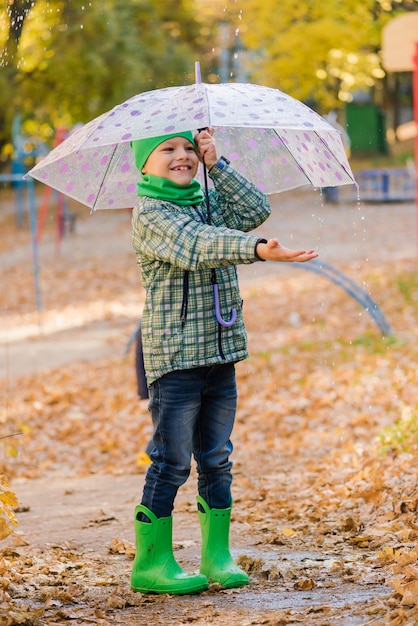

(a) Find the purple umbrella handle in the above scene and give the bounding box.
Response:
[213,284,237,327]
[195,61,202,84]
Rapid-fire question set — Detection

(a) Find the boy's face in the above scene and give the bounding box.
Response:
[142,136,199,185]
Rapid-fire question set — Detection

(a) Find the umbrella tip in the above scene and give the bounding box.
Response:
[195,61,201,84]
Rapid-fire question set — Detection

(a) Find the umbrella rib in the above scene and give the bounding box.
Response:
[272,129,316,187]
[273,128,356,188]
[92,144,119,211]
[314,131,356,185]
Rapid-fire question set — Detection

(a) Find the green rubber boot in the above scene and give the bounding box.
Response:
[131,505,208,595]
[197,495,249,588]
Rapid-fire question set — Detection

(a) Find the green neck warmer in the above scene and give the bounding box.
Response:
[136,174,204,206]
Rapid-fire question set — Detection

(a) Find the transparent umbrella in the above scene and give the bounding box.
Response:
[27,62,356,210]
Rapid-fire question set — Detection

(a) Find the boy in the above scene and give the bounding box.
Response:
[130,128,317,595]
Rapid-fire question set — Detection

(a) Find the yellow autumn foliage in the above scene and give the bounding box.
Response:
[238,0,407,109]
[0,474,18,540]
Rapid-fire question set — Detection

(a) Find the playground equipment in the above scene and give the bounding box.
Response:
[355,167,415,203]
[293,258,393,336]
[35,126,77,251]
[10,115,39,228]
[10,118,75,246]
[1,120,78,321]
[0,173,42,317]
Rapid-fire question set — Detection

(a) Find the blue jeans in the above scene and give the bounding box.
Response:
[141,363,237,518]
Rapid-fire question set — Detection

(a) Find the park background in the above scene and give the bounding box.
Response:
[1,1,418,625]
[0,0,417,166]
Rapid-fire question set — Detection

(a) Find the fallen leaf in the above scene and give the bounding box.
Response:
[294,578,317,591]
[108,538,135,556]
[281,527,297,537]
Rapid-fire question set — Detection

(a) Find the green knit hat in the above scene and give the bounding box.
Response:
[131,131,195,174]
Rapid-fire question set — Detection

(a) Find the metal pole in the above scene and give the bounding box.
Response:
[27,177,43,324]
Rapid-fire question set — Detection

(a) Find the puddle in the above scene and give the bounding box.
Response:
[120,580,391,626]
[216,581,390,612]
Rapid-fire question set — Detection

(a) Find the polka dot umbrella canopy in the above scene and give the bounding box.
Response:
[27,63,356,210]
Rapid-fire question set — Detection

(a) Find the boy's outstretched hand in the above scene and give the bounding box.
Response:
[256,238,318,263]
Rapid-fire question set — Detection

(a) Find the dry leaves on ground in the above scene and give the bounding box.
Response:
[0,204,417,624]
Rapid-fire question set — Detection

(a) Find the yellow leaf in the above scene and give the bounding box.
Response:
[0,515,17,541]
[294,578,316,591]
[281,527,297,537]
[109,538,135,556]
[136,452,151,467]
[377,546,402,561]
[0,490,19,508]
[0,475,19,540]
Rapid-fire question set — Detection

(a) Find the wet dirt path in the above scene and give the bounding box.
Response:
[10,471,391,625]
[1,188,416,624]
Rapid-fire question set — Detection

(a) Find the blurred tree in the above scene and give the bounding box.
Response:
[0,0,219,159]
[0,0,35,157]
[239,0,418,111]
[3,0,414,159]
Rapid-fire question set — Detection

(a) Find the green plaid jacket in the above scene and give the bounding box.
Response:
[131,159,271,385]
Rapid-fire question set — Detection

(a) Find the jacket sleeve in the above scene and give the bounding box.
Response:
[207,159,271,232]
[132,201,262,272]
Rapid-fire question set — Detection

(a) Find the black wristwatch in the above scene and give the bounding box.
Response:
[211,156,230,171]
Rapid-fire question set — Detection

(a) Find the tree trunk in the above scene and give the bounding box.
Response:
[2,0,36,67]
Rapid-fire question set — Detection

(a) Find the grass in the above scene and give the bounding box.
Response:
[397,274,418,309]
[350,333,399,351]
[350,138,414,171]
[379,405,418,456]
